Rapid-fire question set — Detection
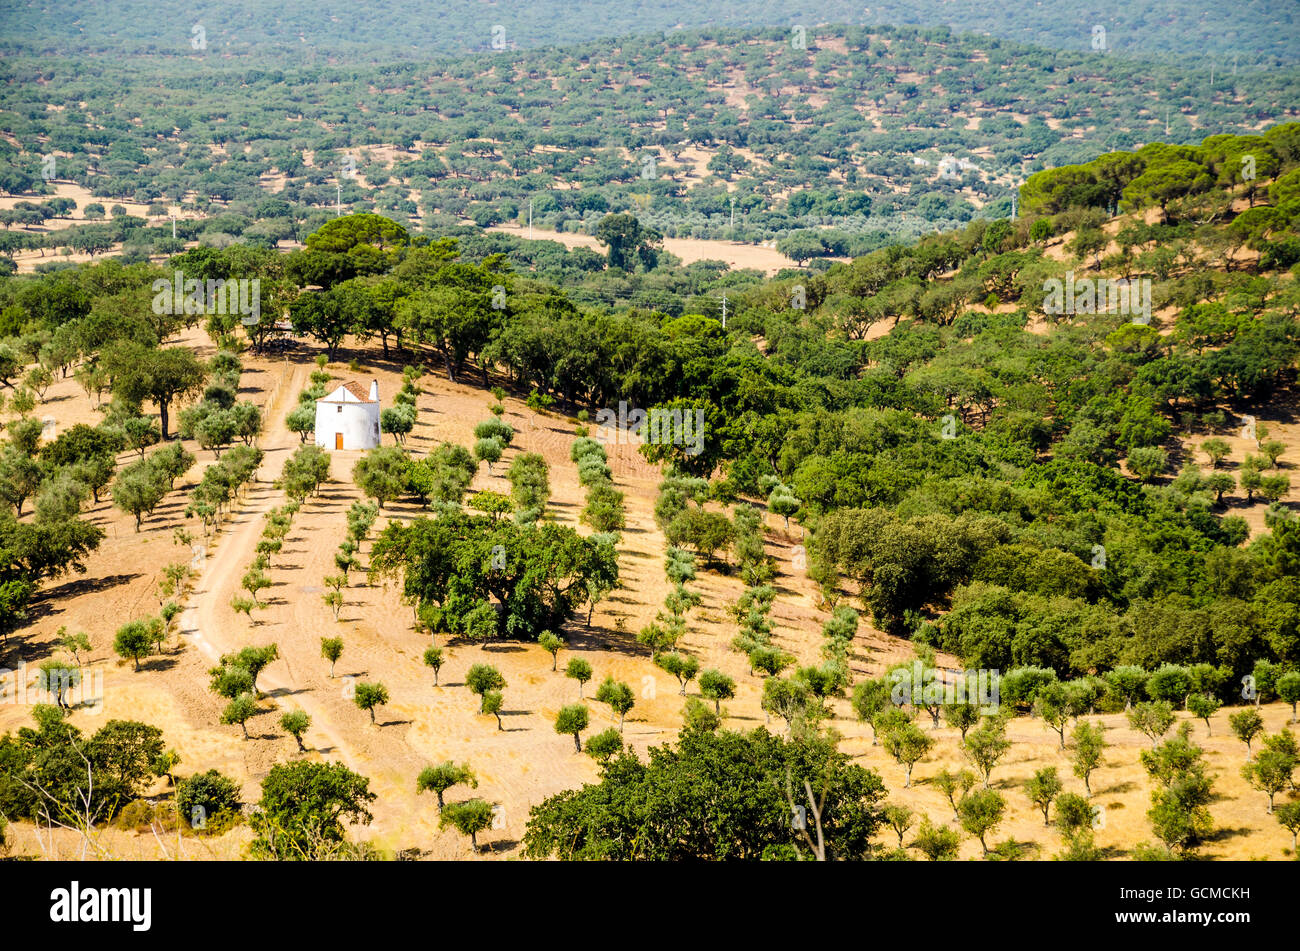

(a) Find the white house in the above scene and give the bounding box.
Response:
[316,380,380,451]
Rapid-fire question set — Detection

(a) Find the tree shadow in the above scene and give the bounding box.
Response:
[1098,780,1138,795]
[38,572,142,603]
[565,623,643,658]
[265,686,311,699]
[992,838,1044,861]
[768,581,803,598]
[1203,824,1254,845]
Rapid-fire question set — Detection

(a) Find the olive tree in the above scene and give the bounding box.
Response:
[416,761,477,810]
[957,788,1006,856]
[1229,708,1265,756]
[321,636,344,677]
[565,657,592,698]
[883,723,933,788]
[221,693,258,739]
[440,799,496,854]
[698,669,736,715]
[423,646,444,685]
[280,710,311,751]
[555,704,589,752]
[963,716,1011,788]
[595,677,635,732]
[1069,721,1107,795]
[354,681,389,725]
[1025,766,1064,825]
[466,663,507,712]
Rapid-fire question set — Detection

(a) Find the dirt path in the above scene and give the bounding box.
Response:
[181,362,364,770]
[6,326,1297,861]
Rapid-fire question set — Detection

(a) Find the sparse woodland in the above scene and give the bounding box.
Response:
[0,6,1299,863]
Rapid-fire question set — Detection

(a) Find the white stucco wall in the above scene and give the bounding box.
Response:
[315,384,380,450]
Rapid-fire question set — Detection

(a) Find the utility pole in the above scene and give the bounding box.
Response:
[720,293,728,329]
[336,181,342,217]
[729,194,735,230]
[171,214,176,240]
[528,199,533,239]
[1010,191,1018,221]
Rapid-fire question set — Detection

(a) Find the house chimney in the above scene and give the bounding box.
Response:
[369,379,379,402]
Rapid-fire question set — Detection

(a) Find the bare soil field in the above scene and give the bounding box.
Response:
[3,328,1297,860]
[487,222,807,275]
[2,182,194,273]
[0,182,154,223]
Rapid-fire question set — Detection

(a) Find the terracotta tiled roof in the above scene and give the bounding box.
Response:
[341,381,375,402]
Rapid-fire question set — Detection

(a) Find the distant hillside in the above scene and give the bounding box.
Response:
[0,0,1296,63]
[1,25,1296,260]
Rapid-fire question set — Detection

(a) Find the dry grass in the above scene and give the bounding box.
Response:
[2,328,1296,860]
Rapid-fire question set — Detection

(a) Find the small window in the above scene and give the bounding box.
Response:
[337,405,343,413]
